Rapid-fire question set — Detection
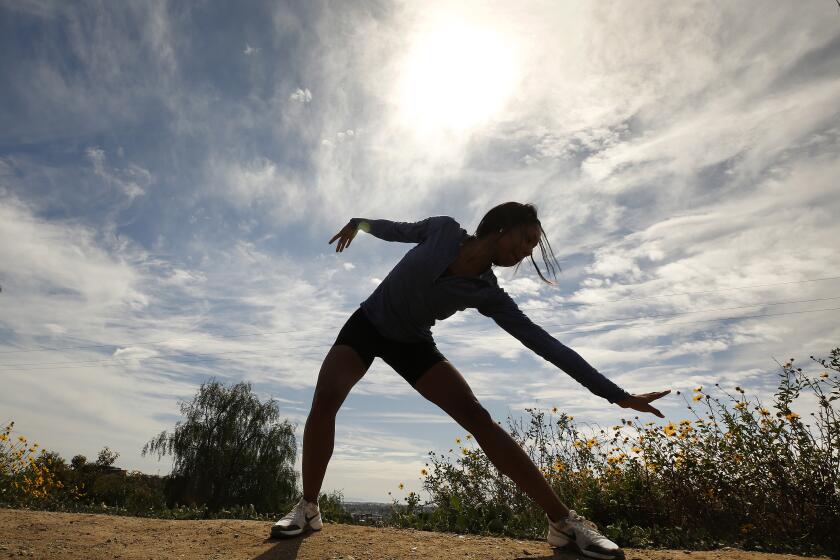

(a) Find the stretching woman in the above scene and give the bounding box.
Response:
[271,201,669,559]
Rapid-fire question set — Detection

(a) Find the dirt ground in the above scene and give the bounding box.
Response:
[0,508,828,560]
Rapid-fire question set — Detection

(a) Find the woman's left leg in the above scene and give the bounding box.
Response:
[413,360,569,523]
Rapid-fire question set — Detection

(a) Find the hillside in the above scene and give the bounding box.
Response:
[0,508,829,560]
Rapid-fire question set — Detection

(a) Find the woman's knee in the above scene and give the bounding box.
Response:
[311,345,368,413]
[460,405,496,433]
[414,361,494,430]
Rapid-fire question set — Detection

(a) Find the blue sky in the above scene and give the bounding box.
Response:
[1,0,839,503]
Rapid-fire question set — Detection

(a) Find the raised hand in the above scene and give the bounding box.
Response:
[329,222,358,252]
[616,390,670,418]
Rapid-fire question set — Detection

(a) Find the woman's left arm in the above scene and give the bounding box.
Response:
[477,288,632,404]
[478,289,670,414]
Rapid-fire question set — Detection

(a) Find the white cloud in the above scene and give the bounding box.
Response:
[290,87,312,103]
[86,147,150,202]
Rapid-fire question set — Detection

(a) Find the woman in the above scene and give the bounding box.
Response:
[272,201,669,559]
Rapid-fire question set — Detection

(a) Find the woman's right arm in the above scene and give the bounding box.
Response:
[329,216,453,250]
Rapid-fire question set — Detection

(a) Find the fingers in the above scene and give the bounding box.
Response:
[647,404,664,418]
[329,225,357,252]
[641,390,670,402]
[337,233,353,252]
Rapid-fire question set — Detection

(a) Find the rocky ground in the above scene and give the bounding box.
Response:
[0,508,827,560]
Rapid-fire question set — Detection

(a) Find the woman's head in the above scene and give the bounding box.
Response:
[474,201,562,284]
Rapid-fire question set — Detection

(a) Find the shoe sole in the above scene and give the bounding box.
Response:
[552,541,625,560]
[270,524,322,538]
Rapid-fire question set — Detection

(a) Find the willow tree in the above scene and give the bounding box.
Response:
[142,378,298,513]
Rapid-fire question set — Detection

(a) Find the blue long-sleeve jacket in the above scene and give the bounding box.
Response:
[348,215,631,404]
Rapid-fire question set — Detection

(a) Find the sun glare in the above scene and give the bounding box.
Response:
[395,21,519,137]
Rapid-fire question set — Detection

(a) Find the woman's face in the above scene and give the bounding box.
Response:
[493,223,541,267]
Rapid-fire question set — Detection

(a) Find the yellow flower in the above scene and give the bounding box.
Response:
[679,419,691,426]
[573,440,583,449]
[586,438,596,449]
[663,422,677,437]
[692,394,703,401]
[607,453,626,464]
[455,438,461,445]
[785,411,800,421]
[568,416,573,421]
[398,483,404,490]
[759,408,770,417]
[552,406,558,414]
[734,402,746,411]
[465,434,472,440]
[693,386,702,392]
[17,436,27,443]
[631,446,642,453]
[820,372,829,379]
[420,468,429,476]
[553,460,565,472]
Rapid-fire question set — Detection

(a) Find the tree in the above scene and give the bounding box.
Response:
[141,378,298,513]
[70,455,87,470]
[96,447,119,468]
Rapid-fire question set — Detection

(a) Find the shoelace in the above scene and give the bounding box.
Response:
[567,511,605,542]
[280,500,308,522]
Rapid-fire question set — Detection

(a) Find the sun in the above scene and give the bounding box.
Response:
[394,21,520,137]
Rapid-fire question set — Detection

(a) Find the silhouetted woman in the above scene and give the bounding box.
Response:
[272,201,669,559]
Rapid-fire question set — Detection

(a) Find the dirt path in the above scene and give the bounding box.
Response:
[0,508,826,560]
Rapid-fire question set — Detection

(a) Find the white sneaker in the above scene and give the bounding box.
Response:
[547,510,624,559]
[271,498,323,538]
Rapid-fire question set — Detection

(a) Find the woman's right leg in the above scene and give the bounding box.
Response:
[302,344,369,503]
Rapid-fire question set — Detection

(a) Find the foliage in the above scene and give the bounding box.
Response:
[141,378,298,513]
[385,347,840,556]
[0,422,73,505]
[0,422,351,525]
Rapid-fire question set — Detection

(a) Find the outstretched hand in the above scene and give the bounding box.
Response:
[329,222,358,252]
[616,390,670,418]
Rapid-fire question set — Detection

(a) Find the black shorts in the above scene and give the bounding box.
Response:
[333,307,447,387]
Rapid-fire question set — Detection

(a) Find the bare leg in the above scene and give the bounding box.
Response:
[300,344,368,505]
[414,360,570,523]
[470,419,569,523]
[301,409,335,504]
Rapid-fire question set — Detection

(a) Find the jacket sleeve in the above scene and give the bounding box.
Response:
[349,216,452,244]
[477,288,631,404]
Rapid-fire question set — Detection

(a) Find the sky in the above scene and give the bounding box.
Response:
[1,0,839,504]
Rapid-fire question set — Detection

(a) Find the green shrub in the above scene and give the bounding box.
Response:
[384,347,840,556]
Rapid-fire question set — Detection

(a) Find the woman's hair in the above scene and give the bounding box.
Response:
[474,201,562,285]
